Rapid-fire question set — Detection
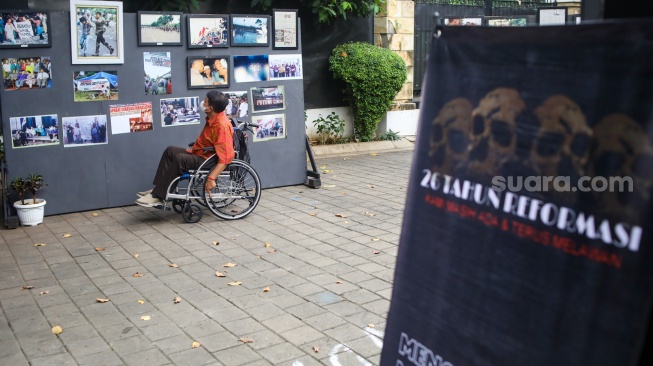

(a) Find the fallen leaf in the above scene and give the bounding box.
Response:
[134,253,140,258]
[137,300,145,304]
[223,263,237,268]
[191,341,201,349]
[133,272,144,277]
[335,214,347,218]
[267,220,272,222]
[320,166,327,169]
[91,212,99,217]
[34,243,46,247]
[95,247,105,251]
[169,263,179,268]
[371,238,380,241]
[367,185,376,189]
[263,287,270,292]
[212,241,220,246]
[365,212,376,216]
[238,337,254,343]
[323,170,332,173]
[63,233,72,238]
[267,249,277,253]
[173,297,182,304]
[344,221,349,224]
[21,286,34,290]
[336,281,343,284]
[39,291,50,295]
[265,242,270,248]
[215,271,226,277]
[370,153,379,156]
[96,298,110,303]
[228,281,242,286]
[309,213,317,216]
[140,315,151,321]
[368,323,375,328]
[372,250,380,255]
[52,325,63,335]
[323,184,336,188]
[313,346,320,353]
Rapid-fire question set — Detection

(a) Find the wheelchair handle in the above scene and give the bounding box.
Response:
[231,118,259,133]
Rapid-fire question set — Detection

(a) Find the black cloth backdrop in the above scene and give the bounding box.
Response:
[381,19,653,366]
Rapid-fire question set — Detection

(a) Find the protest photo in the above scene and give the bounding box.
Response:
[253,113,285,142]
[251,86,285,113]
[2,56,52,90]
[187,15,228,48]
[73,70,118,102]
[144,52,171,95]
[160,97,200,127]
[269,54,302,80]
[9,114,60,149]
[138,12,181,45]
[70,1,123,64]
[223,91,249,119]
[62,115,108,147]
[110,102,153,134]
[0,12,50,48]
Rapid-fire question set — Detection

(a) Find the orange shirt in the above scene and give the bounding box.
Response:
[190,112,235,165]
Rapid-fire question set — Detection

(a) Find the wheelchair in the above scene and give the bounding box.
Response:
[160,120,262,223]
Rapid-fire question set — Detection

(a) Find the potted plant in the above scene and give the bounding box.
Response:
[10,174,47,226]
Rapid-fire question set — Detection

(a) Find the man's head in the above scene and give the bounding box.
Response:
[203,65,211,76]
[80,16,87,24]
[191,59,204,72]
[95,12,101,19]
[214,58,227,71]
[204,91,229,115]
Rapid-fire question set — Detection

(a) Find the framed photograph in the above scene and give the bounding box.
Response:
[187,14,228,48]
[485,16,528,27]
[0,11,51,48]
[443,17,482,26]
[253,113,285,142]
[3,56,52,90]
[224,91,249,118]
[9,114,60,149]
[144,52,172,95]
[137,11,182,46]
[70,0,124,64]
[187,56,229,89]
[272,9,298,50]
[251,86,285,113]
[160,97,201,127]
[269,54,302,80]
[538,7,568,25]
[110,102,153,134]
[73,70,118,102]
[230,15,270,47]
[62,115,108,146]
[233,55,269,83]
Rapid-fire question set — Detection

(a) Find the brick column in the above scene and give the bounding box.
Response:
[374,0,415,110]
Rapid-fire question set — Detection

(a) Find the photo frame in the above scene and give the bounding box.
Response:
[137,11,182,46]
[186,14,229,48]
[70,0,124,64]
[269,54,302,80]
[160,97,201,127]
[251,86,285,113]
[187,56,230,89]
[442,17,482,26]
[233,55,269,83]
[0,11,52,48]
[230,15,270,47]
[62,115,108,146]
[538,7,568,26]
[272,9,298,50]
[73,70,118,102]
[9,114,60,149]
[2,56,52,90]
[253,113,285,142]
[485,16,528,27]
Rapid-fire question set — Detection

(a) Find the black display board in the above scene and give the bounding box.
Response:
[0,12,306,215]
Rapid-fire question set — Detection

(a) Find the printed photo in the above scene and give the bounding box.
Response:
[138,11,181,46]
[9,114,60,149]
[233,55,269,83]
[73,70,118,102]
[487,17,527,27]
[144,52,171,95]
[187,15,228,48]
[110,102,153,134]
[62,115,108,147]
[251,86,285,113]
[70,0,124,64]
[187,56,229,88]
[230,15,269,47]
[253,113,285,142]
[0,11,51,48]
[272,9,298,50]
[2,56,52,90]
[160,97,201,127]
[444,18,482,26]
[224,91,249,119]
[269,54,302,80]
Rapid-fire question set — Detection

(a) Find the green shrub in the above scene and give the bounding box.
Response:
[378,129,401,141]
[313,112,345,145]
[329,42,407,141]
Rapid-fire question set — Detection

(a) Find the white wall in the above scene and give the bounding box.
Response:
[305,107,420,139]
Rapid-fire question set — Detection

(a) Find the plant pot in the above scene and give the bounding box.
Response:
[13,199,46,226]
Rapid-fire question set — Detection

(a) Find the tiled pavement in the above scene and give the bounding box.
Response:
[0,149,413,366]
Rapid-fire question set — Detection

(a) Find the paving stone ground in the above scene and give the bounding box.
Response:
[0,149,413,366]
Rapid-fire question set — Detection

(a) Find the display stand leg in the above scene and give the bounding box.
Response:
[305,134,321,188]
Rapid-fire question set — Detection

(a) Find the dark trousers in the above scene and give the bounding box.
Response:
[152,146,205,199]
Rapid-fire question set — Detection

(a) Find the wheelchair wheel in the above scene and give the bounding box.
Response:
[172,199,185,214]
[182,202,203,223]
[203,160,261,220]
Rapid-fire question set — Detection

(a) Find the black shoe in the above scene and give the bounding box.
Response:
[109,47,114,55]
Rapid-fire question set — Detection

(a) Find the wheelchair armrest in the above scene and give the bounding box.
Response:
[188,142,194,147]
[202,147,216,153]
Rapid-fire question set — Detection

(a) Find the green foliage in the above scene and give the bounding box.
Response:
[10,177,29,205]
[378,129,401,141]
[312,112,345,145]
[10,174,46,205]
[329,42,407,141]
[252,0,385,23]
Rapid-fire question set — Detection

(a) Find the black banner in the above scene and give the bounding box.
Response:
[381,20,653,366]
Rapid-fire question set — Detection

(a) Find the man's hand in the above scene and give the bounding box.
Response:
[205,178,216,191]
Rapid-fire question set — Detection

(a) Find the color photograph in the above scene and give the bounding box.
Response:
[224,91,249,118]
[251,86,285,113]
[110,102,153,134]
[233,55,269,83]
[73,70,118,102]
[253,113,285,142]
[62,115,108,147]
[187,56,229,88]
[487,17,527,27]
[187,15,228,48]
[444,17,482,26]
[269,54,302,80]
[2,56,52,90]
[138,11,181,46]
[144,52,171,95]
[70,0,124,64]
[0,11,51,48]
[9,114,60,148]
[230,15,269,47]
[160,97,201,127]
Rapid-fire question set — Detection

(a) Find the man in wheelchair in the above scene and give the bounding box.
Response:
[136,90,235,208]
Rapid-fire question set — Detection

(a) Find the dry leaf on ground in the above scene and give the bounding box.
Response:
[34,243,46,247]
[323,184,336,188]
[173,297,182,304]
[39,291,50,295]
[238,337,254,343]
[134,253,140,258]
[95,247,105,251]
[21,286,34,290]
[368,324,375,328]
[323,170,332,173]
[96,298,110,303]
[267,249,277,253]
[309,213,317,216]
[313,346,320,353]
[263,287,270,292]
[169,263,178,268]
[371,238,380,241]
[336,281,343,284]
[320,166,327,169]
[335,214,347,218]
[372,250,380,255]
[212,241,220,246]
[91,212,99,217]
[228,281,242,286]
[140,315,151,321]
[63,234,72,238]
[137,300,145,304]
[370,153,379,156]
[223,262,237,268]
[191,341,201,349]
[344,221,349,224]
[367,185,376,189]
[133,272,144,277]
[264,242,270,247]
[215,271,226,277]
[52,326,63,335]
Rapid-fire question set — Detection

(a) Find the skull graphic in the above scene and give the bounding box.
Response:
[588,113,653,222]
[429,98,473,175]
